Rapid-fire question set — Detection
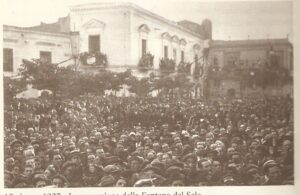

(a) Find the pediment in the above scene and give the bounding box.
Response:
[193,44,201,50]
[171,35,179,43]
[82,19,106,29]
[138,24,150,33]
[180,38,187,46]
[161,32,171,40]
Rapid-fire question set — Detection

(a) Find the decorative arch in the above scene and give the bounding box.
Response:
[138,24,151,33]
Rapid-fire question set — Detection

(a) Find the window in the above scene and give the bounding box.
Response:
[164,46,168,59]
[142,39,147,56]
[181,51,184,62]
[89,35,100,53]
[40,51,52,64]
[213,57,218,66]
[225,52,239,67]
[173,49,177,61]
[3,48,13,72]
[270,53,280,68]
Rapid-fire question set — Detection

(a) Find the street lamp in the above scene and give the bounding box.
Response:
[201,39,210,100]
[202,39,210,65]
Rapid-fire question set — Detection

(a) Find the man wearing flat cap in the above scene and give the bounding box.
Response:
[223,174,238,186]
[128,155,144,173]
[52,174,68,188]
[244,164,264,185]
[125,155,145,185]
[10,139,24,153]
[182,153,197,170]
[63,150,84,187]
[262,160,282,185]
[98,175,116,187]
[61,161,82,187]
[69,150,82,166]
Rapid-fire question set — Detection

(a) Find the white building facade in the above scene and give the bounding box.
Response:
[3,3,207,75]
[3,25,77,76]
[70,3,206,71]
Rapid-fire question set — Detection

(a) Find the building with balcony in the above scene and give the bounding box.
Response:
[207,38,293,98]
[209,38,293,72]
[3,2,211,77]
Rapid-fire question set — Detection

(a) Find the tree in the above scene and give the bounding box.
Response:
[18,59,105,99]
[93,70,132,96]
[106,72,123,95]
[58,70,105,98]
[138,53,154,71]
[3,76,26,105]
[174,73,193,96]
[128,77,152,96]
[19,59,60,97]
[159,58,176,72]
[152,75,178,98]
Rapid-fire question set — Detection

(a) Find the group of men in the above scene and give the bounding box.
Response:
[4,94,294,187]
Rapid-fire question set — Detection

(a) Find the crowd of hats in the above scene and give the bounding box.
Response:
[4,94,294,187]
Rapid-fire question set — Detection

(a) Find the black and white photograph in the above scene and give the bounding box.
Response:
[1,0,296,192]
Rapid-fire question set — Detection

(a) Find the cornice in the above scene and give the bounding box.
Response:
[3,25,71,38]
[70,3,204,40]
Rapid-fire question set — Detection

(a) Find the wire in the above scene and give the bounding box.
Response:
[54,57,76,66]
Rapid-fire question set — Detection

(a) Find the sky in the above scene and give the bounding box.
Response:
[1,0,293,41]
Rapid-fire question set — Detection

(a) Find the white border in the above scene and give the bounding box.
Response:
[1,0,299,195]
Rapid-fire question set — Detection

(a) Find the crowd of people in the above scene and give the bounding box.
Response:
[4,94,294,187]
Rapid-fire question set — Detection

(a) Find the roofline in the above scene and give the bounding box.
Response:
[210,39,293,48]
[70,2,205,40]
[25,15,70,29]
[3,25,71,37]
